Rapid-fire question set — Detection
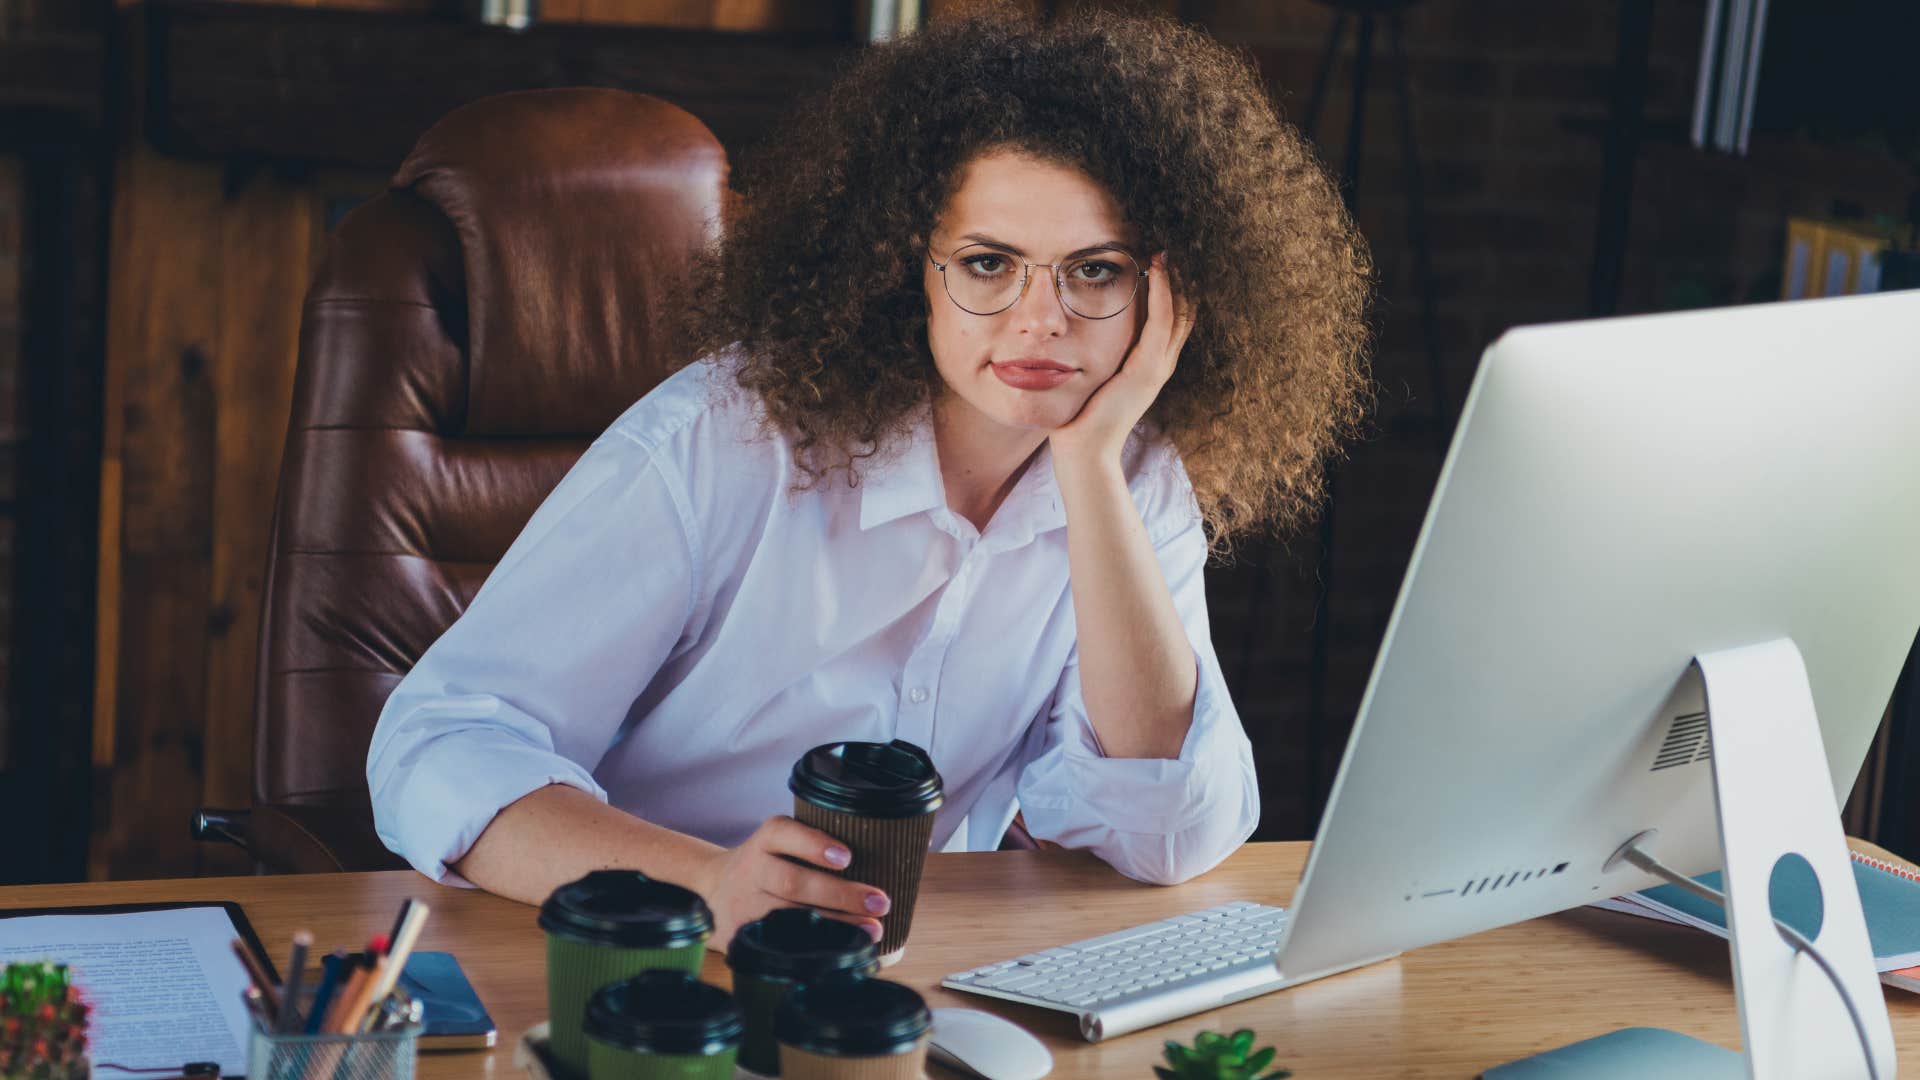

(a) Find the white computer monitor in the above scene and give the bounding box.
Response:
[1273,290,1920,989]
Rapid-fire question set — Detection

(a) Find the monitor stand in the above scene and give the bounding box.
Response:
[1488,638,1896,1080]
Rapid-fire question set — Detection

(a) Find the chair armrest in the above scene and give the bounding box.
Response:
[248,803,411,874]
[192,807,252,849]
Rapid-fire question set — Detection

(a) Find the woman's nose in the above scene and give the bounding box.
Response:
[1008,268,1070,337]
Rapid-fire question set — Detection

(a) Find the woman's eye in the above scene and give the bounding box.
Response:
[1071,261,1119,284]
[962,254,1011,276]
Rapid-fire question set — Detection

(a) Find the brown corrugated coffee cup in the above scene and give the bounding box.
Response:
[789,739,943,965]
[774,976,931,1080]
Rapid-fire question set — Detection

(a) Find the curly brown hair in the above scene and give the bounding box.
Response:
[677,4,1372,550]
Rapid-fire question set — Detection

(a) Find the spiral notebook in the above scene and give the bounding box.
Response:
[1591,850,1920,989]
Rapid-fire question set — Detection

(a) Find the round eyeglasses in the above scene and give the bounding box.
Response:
[929,243,1148,320]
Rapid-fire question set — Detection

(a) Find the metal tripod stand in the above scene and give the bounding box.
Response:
[1234,0,1449,827]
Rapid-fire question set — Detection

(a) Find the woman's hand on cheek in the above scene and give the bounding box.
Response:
[1048,253,1196,470]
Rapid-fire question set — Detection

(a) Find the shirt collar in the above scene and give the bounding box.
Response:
[858,408,945,531]
[857,408,1069,542]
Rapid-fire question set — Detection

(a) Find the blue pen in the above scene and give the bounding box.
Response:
[305,951,348,1035]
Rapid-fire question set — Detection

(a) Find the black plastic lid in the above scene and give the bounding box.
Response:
[538,870,713,949]
[788,740,945,818]
[773,976,931,1057]
[584,971,743,1056]
[727,908,881,981]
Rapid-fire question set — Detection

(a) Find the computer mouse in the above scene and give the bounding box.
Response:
[927,1007,1053,1079]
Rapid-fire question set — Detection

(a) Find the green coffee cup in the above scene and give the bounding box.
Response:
[774,975,932,1080]
[584,970,742,1080]
[541,870,713,1080]
[726,908,880,1075]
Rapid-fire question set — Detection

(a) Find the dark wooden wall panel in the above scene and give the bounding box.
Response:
[96,146,222,880]
[202,173,313,875]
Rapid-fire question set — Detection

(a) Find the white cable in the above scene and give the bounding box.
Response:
[1620,843,1881,1080]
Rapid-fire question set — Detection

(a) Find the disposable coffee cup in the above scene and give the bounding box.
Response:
[584,970,742,1080]
[727,907,881,1075]
[540,870,713,1080]
[774,976,931,1080]
[788,740,943,964]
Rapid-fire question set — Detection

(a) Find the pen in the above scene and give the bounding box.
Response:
[279,929,312,1033]
[384,899,415,952]
[305,950,347,1035]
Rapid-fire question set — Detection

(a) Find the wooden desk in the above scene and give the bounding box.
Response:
[6,842,1919,1077]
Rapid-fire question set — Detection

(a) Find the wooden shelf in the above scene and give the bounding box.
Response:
[143,0,858,171]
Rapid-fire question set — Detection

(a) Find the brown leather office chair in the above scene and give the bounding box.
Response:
[193,89,728,872]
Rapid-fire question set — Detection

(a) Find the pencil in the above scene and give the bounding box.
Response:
[329,960,385,1036]
[321,962,370,1034]
[231,938,282,1017]
[241,985,272,1029]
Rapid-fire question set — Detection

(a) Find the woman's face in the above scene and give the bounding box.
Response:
[923,149,1146,437]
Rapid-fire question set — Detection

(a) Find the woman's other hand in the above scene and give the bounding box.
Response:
[692,815,888,952]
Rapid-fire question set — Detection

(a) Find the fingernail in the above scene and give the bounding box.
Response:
[824,846,851,868]
[865,922,884,942]
[865,893,890,915]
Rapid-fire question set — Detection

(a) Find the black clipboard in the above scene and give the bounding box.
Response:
[0,891,282,1068]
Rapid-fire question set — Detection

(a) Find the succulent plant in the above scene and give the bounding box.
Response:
[0,961,89,1080]
[1155,1027,1291,1080]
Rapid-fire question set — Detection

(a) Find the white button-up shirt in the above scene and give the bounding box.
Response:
[368,360,1259,888]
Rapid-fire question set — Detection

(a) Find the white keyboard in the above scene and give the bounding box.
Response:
[940,900,1290,1042]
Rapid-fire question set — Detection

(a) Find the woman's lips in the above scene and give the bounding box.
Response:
[991,360,1076,391]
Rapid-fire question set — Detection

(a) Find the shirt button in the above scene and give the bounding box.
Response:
[908,687,929,704]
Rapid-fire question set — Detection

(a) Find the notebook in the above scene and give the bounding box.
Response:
[1592,850,1920,987]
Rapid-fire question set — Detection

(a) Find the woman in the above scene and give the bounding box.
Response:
[367,6,1370,951]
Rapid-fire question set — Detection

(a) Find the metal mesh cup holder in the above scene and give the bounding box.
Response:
[246,988,422,1080]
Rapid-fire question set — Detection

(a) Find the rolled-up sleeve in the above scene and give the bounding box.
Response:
[367,431,698,885]
[1014,507,1260,886]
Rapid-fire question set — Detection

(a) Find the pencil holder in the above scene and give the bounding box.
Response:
[247,989,422,1080]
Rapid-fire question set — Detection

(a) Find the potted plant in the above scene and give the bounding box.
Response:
[1156,1028,1290,1080]
[0,961,89,1080]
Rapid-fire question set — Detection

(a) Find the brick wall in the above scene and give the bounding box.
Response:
[1201,0,1917,840]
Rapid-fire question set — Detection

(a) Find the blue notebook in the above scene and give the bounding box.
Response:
[397,951,497,1050]
[1626,852,1920,972]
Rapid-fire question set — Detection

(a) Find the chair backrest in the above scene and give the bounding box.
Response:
[251,89,727,871]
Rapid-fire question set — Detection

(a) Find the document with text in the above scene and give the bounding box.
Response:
[0,904,256,1077]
